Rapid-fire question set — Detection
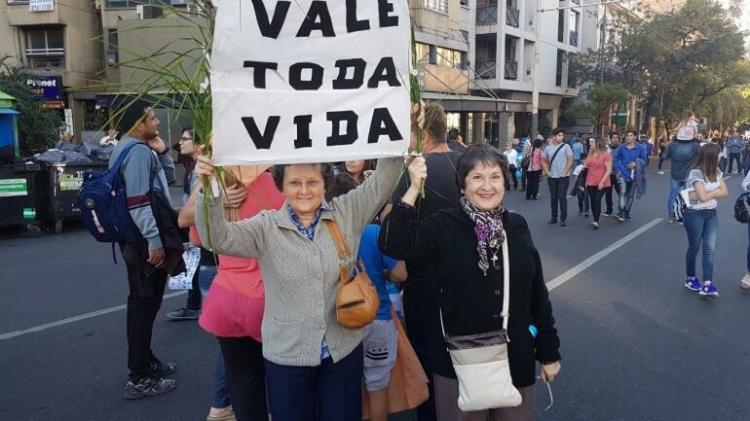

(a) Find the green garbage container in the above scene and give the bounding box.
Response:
[34,162,108,234]
[0,161,40,232]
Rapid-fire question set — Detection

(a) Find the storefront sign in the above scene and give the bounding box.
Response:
[0,179,28,197]
[29,0,55,12]
[27,76,62,100]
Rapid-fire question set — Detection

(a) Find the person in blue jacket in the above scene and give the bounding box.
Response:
[613,130,648,221]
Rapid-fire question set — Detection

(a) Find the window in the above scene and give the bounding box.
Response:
[435,47,463,67]
[25,27,65,69]
[424,0,448,14]
[557,10,565,42]
[569,10,580,46]
[555,49,564,87]
[106,29,119,65]
[415,42,431,64]
[460,0,469,6]
[105,0,168,9]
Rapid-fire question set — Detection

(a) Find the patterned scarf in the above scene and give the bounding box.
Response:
[460,196,506,276]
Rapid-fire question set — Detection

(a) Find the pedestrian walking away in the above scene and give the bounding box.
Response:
[584,138,612,230]
[682,143,728,297]
[504,142,519,191]
[664,135,700,223]
[523,137,544,201]
[613,130,648,222]
[380,145,562,421]
[195,105,422,421]
[726,129,744,174]
[110,101,183,399]
[542,129,574,226]
[603,133,621,216]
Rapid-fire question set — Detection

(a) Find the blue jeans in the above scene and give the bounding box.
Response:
[747,225,750,273]
[198,265,231,409]
[683,208,718,281]
[617,176,636,216]
[668,178,686,219]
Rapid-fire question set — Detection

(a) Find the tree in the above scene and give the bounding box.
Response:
[0,57,61,156]
[570,83,630,136]
[572,0,750,133]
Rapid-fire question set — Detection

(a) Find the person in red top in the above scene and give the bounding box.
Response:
[585,137,613,230]
[180,166,285,421]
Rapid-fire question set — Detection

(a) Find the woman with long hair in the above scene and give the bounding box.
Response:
[584,137,612,230]
[524,138,544,200]
[682,143,728,297]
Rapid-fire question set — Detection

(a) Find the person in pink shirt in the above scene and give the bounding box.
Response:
[524,137,544,200]
[585,137,613,230]
[180,166,285,421]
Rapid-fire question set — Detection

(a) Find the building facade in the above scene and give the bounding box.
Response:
[0,0,102,137]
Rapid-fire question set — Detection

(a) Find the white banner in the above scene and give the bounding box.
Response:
[29,0,54,12]
[211,0,412,165]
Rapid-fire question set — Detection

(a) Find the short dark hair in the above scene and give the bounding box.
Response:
[181,125,203,144]
[456,145,509,190]
[117,99,152,135]
[552,128,565,136]
[271,163,334,192]
[424,102,448,143]
[447,127,461,140]
[325,173,359,201]
[625,130,638,137]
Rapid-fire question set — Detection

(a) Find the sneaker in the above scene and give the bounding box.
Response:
[699,282,719,297]
[124,376,177,400]
[667,218,676,224]
[614,213,625,222]
[625,214,632,221]
[150,361,177,377]
[166,307,201,321]
[603,212,613,217]
[591,221,599,230]
[684,277,702,292]
[560,220,567,227]
[740,273,750,290]
[657,170,665,175]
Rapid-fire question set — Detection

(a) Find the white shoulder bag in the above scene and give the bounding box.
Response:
[440,231,522,412]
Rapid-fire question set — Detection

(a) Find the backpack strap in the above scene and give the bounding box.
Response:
[114,142,158,190]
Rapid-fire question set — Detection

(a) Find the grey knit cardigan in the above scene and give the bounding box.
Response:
[196,157,404,366]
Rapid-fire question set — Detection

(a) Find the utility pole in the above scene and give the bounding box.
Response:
[530,3,542,139]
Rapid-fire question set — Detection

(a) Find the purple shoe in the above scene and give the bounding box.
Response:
[684,277,701,292]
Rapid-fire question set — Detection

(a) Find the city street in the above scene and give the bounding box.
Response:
[1,162,749,421]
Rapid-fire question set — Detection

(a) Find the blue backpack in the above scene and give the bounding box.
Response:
[77,142,149,246]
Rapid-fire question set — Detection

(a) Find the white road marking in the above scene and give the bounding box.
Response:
[0,218,664,340]
[0,291,187,341]
[547,218,663,291]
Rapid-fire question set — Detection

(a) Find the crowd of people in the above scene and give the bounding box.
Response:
[100,99,750,421]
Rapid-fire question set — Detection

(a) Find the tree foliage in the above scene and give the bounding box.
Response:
[0,57,61,157]
[572,0,750,130]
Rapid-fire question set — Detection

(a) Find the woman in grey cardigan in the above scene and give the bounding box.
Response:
[195,149,422,420]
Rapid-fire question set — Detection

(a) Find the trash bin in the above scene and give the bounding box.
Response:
[34,162,108,234]
[0,161,40,232]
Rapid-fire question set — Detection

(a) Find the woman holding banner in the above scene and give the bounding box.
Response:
[194,112,423,421]
[380,145,562,421]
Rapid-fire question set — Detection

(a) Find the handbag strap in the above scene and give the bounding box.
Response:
[439,229,511,340]
[323,219,352,284]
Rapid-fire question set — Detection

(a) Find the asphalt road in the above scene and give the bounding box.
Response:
[1,162,749,421]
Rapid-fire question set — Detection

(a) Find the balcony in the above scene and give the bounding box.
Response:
[504,60,518,80]
[26,48,65,70]
[476,60,497,79]
[476,5,498,25]
[506,7,519,28]
[569,31,579,47]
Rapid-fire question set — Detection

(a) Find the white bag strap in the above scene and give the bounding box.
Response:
[440,229,511,339]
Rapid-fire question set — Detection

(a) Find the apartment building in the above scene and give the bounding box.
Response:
[473,0,597,139]
[0,0,102,136]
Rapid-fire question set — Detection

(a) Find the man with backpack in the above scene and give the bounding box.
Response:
[110,102,179,399]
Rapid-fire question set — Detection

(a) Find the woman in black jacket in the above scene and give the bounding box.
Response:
[380,145,561,421]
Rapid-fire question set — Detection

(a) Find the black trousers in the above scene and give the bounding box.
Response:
[186,268,202,310]
[218,337,268,421]
[125,250,168,381]
[525,170,541,199]
[508,165,518,190]
[587,186,606,222]
[547,176,570,221]
[403,288,438,421]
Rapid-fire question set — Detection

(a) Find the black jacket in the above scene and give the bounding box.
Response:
[379,205,561,387]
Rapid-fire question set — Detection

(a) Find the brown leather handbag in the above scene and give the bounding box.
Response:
[324,219,380,329]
